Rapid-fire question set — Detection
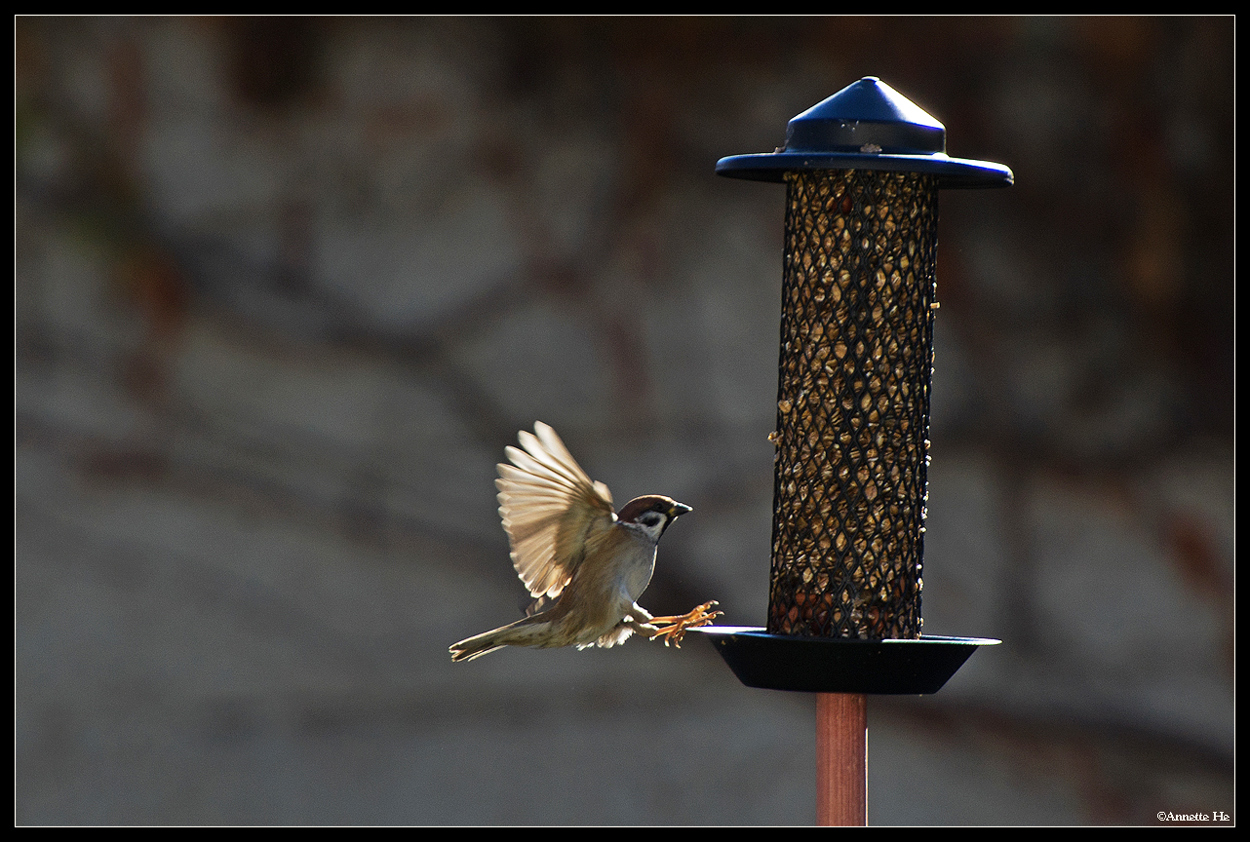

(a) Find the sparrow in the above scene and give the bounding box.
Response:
[449,422,721,663]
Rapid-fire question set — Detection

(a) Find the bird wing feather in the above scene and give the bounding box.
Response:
[495,422,615,600]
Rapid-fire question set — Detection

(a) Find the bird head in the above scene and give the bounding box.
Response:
[616,495,692,542]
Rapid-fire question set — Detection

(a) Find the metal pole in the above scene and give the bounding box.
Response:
[816,692,867,826]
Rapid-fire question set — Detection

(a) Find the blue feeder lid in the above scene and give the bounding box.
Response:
[716,76,1013,189]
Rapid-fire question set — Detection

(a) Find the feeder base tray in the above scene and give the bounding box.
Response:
[691,626,1000,694]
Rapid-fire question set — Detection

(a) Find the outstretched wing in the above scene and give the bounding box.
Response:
[495,422,615,601]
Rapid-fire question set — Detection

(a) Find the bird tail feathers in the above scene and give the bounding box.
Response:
[449,616,549,662]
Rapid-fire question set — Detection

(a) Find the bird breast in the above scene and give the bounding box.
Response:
[580,523,658,606]
[617,529,658,602]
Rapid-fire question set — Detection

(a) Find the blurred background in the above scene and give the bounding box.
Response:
[16,16,1233,825]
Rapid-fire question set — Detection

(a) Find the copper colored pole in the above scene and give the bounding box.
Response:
[816,692,867,826]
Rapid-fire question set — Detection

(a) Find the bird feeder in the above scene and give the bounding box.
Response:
[694,77,1009,825]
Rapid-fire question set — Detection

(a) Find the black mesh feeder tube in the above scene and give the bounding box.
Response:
[693,77,1010,825]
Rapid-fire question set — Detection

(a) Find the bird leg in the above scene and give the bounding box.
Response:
[646,600,722,647]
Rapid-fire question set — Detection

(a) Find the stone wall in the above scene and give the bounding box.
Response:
[17,16,1233,825]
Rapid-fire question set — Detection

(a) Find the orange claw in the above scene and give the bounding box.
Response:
[648,601,723,648]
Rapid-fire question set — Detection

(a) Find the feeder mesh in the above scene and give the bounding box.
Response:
[767,169,937,640]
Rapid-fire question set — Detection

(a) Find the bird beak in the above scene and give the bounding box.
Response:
[668,501,693,518]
